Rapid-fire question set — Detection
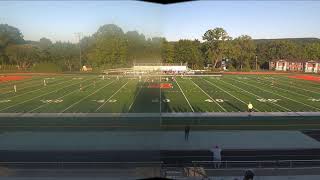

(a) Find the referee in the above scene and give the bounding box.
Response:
[248,102,253,112]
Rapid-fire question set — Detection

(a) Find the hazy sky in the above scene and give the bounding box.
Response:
[0,1,319,42]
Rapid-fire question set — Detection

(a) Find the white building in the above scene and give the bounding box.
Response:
[133,63,188,73]
[305,61,319,73]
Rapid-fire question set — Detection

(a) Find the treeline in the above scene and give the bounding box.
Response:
[1,23,320,72]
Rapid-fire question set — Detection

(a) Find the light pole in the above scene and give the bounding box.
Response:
[75,32,82,69]
[255,55,258,71]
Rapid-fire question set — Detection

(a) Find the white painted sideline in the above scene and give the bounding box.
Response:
[0,112,319,118]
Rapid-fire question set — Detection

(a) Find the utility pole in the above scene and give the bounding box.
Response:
[75,32,82,69]
[255,55,258,71]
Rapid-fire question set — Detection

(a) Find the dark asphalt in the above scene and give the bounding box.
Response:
[1,149,320,168]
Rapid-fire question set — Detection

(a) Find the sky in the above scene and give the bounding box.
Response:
[0,1,319,42]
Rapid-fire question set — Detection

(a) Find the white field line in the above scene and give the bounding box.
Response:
[128,83,143,112]
[175,78,194,112]
[221,79,292,112]
[0,77,67,99]
[0,76,64,95]
[27,77,97,113]
[203,78,261,112]
[278,76,320,90]
[0,76,43,91]
[61,80,115,113]
[189,79,226,112]
[95,81,129,112]
[0,78,79,112]
[270,78,320,95]
[232,78,320,111]
[252,79,314,99]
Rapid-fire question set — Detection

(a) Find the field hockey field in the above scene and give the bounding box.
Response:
[0,73,320,130]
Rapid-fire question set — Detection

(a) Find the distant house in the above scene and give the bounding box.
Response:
[305,60,320,73]
[270,59,319,73]
[81,65,93,72]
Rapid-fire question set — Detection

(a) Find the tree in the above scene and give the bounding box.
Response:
[173,39,203,69]
[5,44,39,70]
[38,37,53,62]
[0,24,24,64]
[203,27,231,69]
[50,42,78,71]
[0,24,24,49]
[90,24,128,68]
[232,35,256,70]
[161,39,174,63]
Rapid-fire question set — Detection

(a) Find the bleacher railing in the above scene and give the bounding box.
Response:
[192,160,320,169]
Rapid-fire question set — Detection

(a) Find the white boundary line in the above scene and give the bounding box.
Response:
[128,83,143,112]
[267,77,320,95]
[232,77,320,111]
[27,77,97,113]
[203,78,261,112]
[222,78,292,112]
[251,77,316,99]
[279,76,320,90]
[0,78,76,112]
[175,78,194,112]
[0,76,44,92]
[189,79,227,112]
[61,80,115,113]
[95,81,129,112]
[0,77,67,99]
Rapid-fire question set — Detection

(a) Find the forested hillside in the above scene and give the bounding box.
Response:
[1,23,320,72]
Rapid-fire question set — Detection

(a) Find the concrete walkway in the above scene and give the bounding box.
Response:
[0,131,319,151]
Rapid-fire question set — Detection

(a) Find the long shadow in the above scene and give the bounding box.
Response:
[129,76,161,113]
[225,100,242,112]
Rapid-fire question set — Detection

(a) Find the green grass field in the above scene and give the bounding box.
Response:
[1,73,320,130]
[1,74,320,113]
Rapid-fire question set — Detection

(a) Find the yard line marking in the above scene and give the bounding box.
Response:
[27,77,97,113]
[0,78,78,112]
[95,81,129,112]
[61,80,115,113]
[128,83,143,112]
[190,79,227,112]
[0,76,43,91]
[232,78,320,111]
[0,77,66,99]
[252,77,319,98]
[271,78,320,95]
[203,78,261,112]
[175,78,194,112]
[0,76,66,95]
[221,78,292,112]
[278,76,320,90]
